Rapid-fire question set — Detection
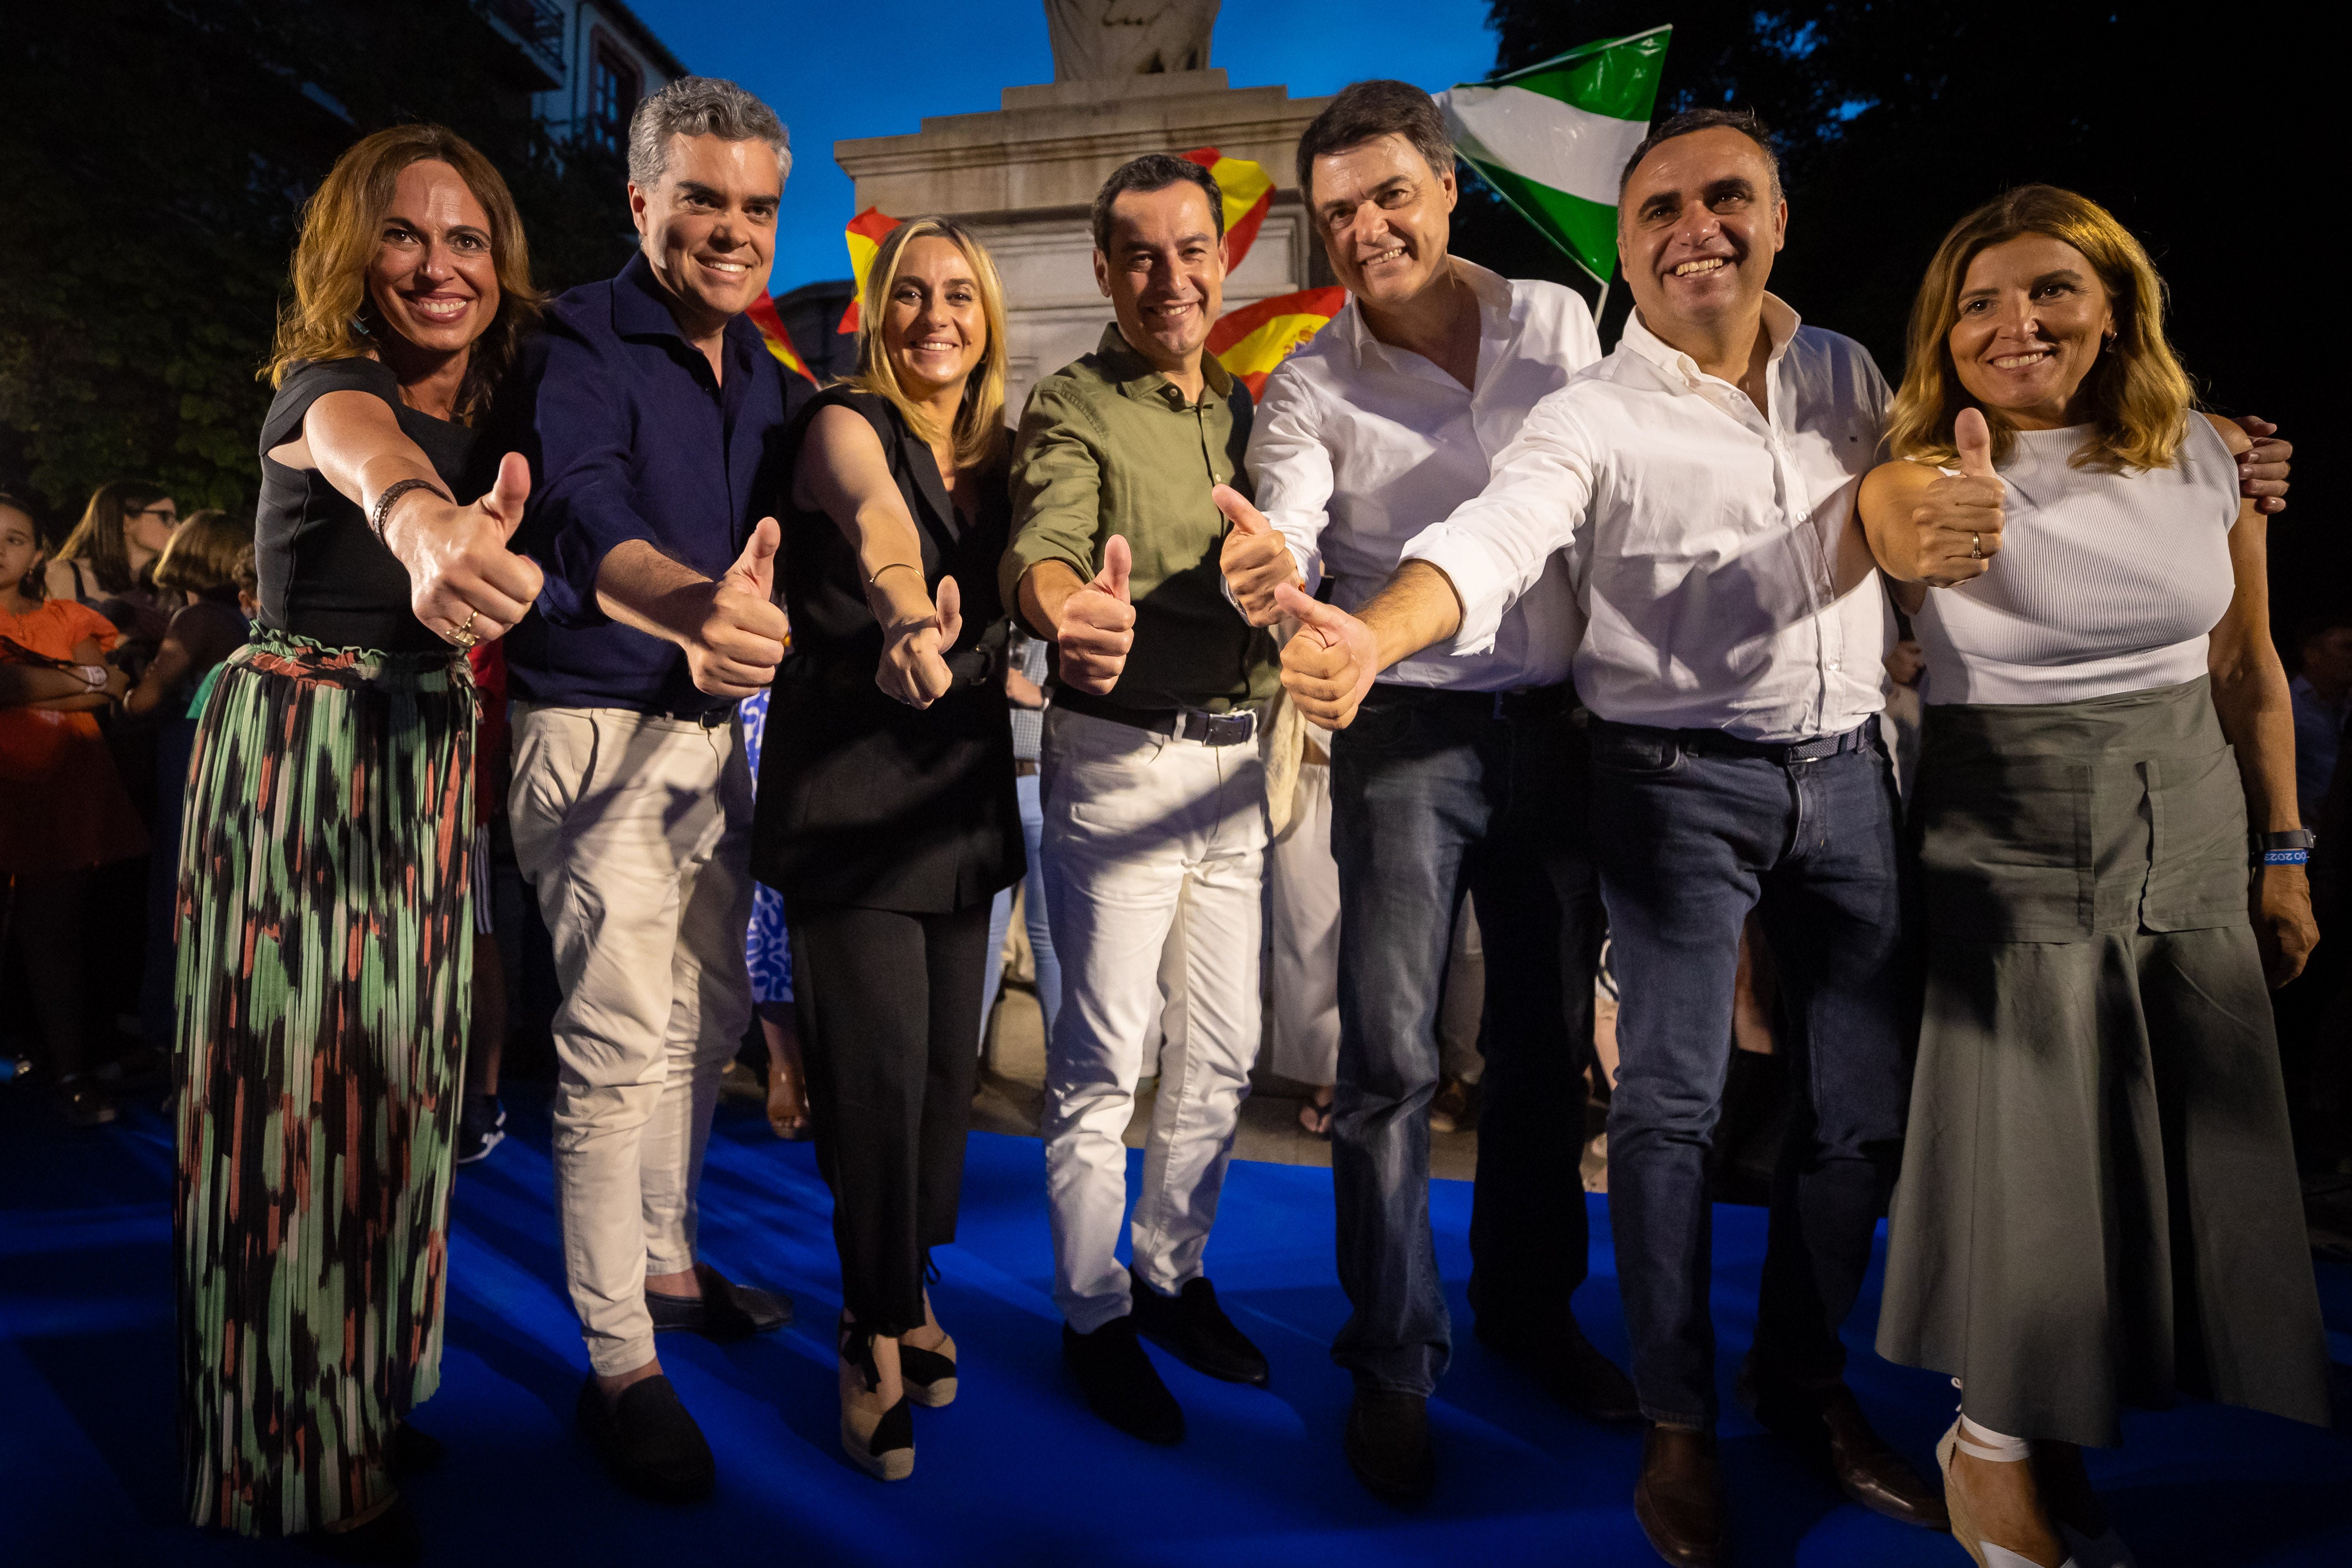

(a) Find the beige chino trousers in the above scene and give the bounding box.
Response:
[509,703,756,1377]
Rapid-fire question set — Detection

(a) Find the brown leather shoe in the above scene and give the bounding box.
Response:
[1634,1425,1726,1567]
[1818,1386,1947,1529]
[1738,1360,1947,1530]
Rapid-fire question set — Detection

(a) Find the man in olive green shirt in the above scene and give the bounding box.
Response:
[1001,154,1281,1447]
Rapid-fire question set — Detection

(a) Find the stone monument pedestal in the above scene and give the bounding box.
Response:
[835,69,1331,415]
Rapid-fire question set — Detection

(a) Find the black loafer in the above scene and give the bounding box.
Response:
[646,1262,793,1340]
[576,1375,715,1503]
[1345,1388,1434,1504]
[303,1496,423,1565]
[1475,1315,1641,1423]
[1063,1317,1184,1445]
[387,1421,445,1476]
[1130,1276,1270,1386]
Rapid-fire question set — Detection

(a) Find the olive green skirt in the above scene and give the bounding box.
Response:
[1875,677,2329,1446]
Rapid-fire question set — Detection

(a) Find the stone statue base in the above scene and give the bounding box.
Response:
[836,70,1331,415]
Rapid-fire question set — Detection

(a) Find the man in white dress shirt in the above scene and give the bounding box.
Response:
[1271,111,1945,1566]
[1213,81,1636,1504]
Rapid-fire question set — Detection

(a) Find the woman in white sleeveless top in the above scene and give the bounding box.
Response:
[1859,186,2327,1568]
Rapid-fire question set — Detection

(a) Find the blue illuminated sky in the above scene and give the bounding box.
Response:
[627,0,1502,295]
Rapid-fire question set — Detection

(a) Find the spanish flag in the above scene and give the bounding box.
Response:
[1181,147,1273,271]
[1207,286,1346,399]
[837,206,903,335]
[743,292,817,385]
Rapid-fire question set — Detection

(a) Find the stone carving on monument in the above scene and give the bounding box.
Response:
[1045,1,1220,81]
[835,1,1329,416]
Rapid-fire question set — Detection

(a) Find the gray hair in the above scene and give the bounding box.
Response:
[627,76,791,189]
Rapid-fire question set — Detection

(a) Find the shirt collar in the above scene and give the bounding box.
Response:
[1619,292,1802,390]
[1095,321,1234,406]
[612,250,765,369]
[1337,255,1514,369]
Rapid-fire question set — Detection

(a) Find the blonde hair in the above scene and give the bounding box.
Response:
[265,124,543,419]
[151,509,255,599]
[846,218,1010,472]
[1885,184,2195,474]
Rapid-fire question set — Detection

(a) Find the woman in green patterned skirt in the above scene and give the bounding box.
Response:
[176,123,546,1560]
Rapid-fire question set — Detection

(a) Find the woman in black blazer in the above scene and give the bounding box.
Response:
[752,218,1021,1482]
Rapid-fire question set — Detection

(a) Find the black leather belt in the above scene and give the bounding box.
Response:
[658,703,737,730]
[1051,686,1262,747]
[1593,716,1879,765]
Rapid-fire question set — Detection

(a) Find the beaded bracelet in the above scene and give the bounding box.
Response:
[368,477,451,544]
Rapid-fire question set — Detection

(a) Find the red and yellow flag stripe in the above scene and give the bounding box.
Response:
[1207,286,1346,398]
[743,292,817,385]
[837,206,904,335]
[1182,146,1273,272]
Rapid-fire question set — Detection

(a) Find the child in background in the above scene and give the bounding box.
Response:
[123,510,255,719]
[0,492,147,1125]
[132,517,257,1058]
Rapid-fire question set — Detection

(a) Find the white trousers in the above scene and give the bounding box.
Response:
[509,704,756,1376]
[1040,707,1265,1332]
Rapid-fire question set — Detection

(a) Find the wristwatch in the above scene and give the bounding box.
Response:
[2250,828,2317,867]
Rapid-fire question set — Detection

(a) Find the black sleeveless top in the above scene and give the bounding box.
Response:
[750,386,1021,913]
[255,357,476,653]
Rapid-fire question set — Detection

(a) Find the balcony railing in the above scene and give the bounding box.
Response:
[479,0,565,82]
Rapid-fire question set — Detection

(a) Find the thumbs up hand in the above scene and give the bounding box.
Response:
[1905,407,2007,587]
[1214,483,1301,627]
[1056,533,1137,694]
[878,571,961,709]
[1276,583,1381,730]
[391,450,549,647]
[682,516,791,697]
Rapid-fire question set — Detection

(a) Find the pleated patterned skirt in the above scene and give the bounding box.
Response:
[1875,678,2330,1447]
[173,629,475,1536]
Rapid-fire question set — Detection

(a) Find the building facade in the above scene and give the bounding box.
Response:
[473,0,686,153]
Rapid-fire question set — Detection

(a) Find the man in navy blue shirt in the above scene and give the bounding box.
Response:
[500,76,808,1504]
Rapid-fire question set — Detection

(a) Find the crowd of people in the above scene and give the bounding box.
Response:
[0,68,2340,1568]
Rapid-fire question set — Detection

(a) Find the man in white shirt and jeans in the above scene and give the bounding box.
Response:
[1272,111,1943,1566]
[1215,81,1636,1504]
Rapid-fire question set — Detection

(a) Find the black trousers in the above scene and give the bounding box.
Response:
[790,901,989,1336]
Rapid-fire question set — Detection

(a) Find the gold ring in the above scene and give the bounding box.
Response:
[1971,533,1983,560]
[449,609,482,648]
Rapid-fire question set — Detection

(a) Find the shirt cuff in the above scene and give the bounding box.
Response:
[1399,526,1512,658]
[1288,539,1323,597]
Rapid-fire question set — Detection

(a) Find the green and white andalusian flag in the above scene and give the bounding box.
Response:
[1435,25,1672,286]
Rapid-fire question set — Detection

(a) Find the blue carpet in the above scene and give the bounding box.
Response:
[4,1085,2350,1567]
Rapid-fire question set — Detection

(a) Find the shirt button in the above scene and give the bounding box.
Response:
[1828,660,1842,671]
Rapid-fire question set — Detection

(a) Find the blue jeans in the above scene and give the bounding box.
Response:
[1328,686,1602,1396]
[1589,720,1912,1430]
[981,771,1060,1047]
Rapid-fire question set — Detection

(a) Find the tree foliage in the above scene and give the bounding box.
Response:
[0,1,637,533]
